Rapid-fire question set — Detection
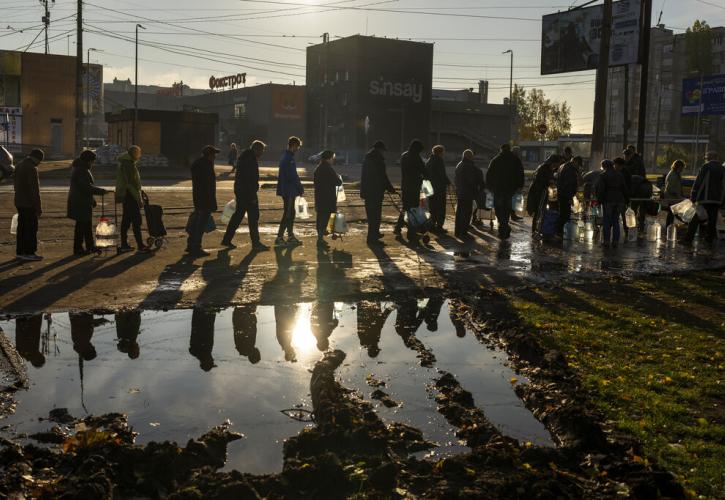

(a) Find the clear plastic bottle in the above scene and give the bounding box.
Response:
[666,224,677,242]
[10,213,18,235]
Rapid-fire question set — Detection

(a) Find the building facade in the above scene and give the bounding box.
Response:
[306,35,434,162]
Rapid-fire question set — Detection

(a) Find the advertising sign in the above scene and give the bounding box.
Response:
[272,87,305,120]
[0,107,22,146]
[541,0,641,75]
[209,73,246,90]
[682,74,725,116]
[82,64,103,116]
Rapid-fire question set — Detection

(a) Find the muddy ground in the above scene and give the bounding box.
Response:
[1,184,723,498]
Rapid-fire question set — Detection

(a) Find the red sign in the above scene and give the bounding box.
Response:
[537,123,548,135]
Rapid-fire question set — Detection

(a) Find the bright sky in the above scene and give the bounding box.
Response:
[2,0,724,133]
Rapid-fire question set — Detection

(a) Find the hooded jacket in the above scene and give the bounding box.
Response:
[67,158,107,222]
[114,152,142,204]
[527,163,555,215]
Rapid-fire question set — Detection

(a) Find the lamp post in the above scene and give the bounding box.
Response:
[85,47,101,149]
[502,49,513,142]
[133,23,145,146]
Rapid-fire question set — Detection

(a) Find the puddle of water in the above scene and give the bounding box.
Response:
[0,300,552,473]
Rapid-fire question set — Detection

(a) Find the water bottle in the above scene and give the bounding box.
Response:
[295,196,310,219]
[666,224,677,243]
[584,221,595,242]
[577,219,585,240]
[512,193,524,213]
[10,213,18,235]
[221,199,236,224]
[625,208,637,228]
[563,221,577,240]
[647,221,661,242]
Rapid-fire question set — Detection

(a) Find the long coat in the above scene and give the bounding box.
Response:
[400,150,427,207]
[67,159,106,222]
[191,156,217,212]
[360,148,393,200]
[486,150,524,197]
[313,160,343,214]
[455,159,484,201]
[426,155,451,191]
[234,148,260,200]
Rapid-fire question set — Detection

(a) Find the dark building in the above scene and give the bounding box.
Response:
[106,109,217,166]
[306,35,434,162]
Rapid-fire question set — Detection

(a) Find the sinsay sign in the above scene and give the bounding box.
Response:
[369,79,424,104]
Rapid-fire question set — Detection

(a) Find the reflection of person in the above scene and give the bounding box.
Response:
[116,309,141,359]
[360,141,395,245]
[189,307,216,371]
[15,314,45,367]
[70,312,97,361]
[233,305,260,364]
[422,297,444,332]
[311,302,338,351]
[274,304,297,362]
[394,299,424,342]
[448,299,467,338]
[356,301,392,358]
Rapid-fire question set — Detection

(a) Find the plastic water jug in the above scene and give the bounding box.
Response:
[682,205,697,223]
[512,193,524,213]
[646,221,661,242]
[577,219,585,240]
[571,196,582,214]
[563,221,578,240]
[584,221,595,242]
[548,186,558,201]
[221,199,236,224]
[627,228,638,241]
[670,199,692,219]
[625,208,637,228]
[421,179,435,198]
[592,203,603,219]
[10,213,18,235]
[295,196,310,219]
[485,190,494,209]
[333,212,348,234]
[666,224,677,242]
[95,217,117,248]
[336,182,346,203]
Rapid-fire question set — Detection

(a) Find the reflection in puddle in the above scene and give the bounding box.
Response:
[1,301,552,474]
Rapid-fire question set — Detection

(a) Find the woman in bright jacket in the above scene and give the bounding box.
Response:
[67,150,109,255]
[662,159,685,228]
[115,145,150,253]
[313,150,343,249]
[275,136,304,246]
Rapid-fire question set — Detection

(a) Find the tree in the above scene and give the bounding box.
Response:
[685,20,712,75]
[512,84,572,142]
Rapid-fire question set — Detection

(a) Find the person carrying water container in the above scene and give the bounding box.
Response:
[595,159,629,248]
[684,151,725,246]
[115,145,150,253]
[275,136,304,247]
[661,159,685,228]
[313,150,342,250]
[426,145,451,233]
[394,139,428,240]
[486,143,524,240]
[555,155,582,237]
[67,150,110,255]
[454,150,484,240]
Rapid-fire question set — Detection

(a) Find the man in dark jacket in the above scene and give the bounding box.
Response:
[67,150,110,255]
[528,155,560,232]
[685,151,725,245]
[623,147,646,178]
[486,143,524,239]
[394,139,428,238]
[186,145,219,257]
[596,159,629,247]
[555,156,582,235]
[275,136,304,246]
[455,150,484,239]
[426,145,451,232]
[360,140,395,245]
[222,140,269,251]
[14,148,44,261]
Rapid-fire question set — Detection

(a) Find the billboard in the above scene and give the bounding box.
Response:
[82,63,103,116]
[541,0,641,75]
[272,86,305,120]
[682,74,725,116]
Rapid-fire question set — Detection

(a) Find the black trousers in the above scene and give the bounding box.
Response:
[364,195,383,240]
[277,196,296,238]
[73,220,94,253]
[557,198,572,235]
[428,191,446,229]
[121,194,143,247]
[223,195,260,244]
[494,195,513,238]
[455,199,473,237]
[317,210,333,238]
[16,207,38,256]
[686,204,719,243]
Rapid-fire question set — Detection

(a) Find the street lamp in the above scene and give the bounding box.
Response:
[86,47,102,149]
[133,23,146,146]
[502,49,514,142]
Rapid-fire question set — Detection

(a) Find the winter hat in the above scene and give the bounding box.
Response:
[29,149,44,162]
[80,150,97,162]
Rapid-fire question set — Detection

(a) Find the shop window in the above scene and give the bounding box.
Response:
[234,103,246,118]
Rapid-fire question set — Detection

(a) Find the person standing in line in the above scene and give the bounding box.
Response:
[275,136,304,246]
[115,145,149,253]
[662,159,685,228]
[394,139,428,239]
[186,145,219,257]
[221,140,269,251]
[562,146,573,163]
[486,143,524,240]
[426,145,451,233]
[527,155,560,233]
[14,148,44,261]
[613,157,632,236]
[624,146,647,178]
[454,149,484,240]
[684,151,725,246]
[596,159,629,248]
[228,143,239,172]
[555,155,582,236]
[313,150,342,250]
[360,140,395,246]
[67,150,110,255]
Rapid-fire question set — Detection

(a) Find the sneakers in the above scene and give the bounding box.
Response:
[18,254,43,261]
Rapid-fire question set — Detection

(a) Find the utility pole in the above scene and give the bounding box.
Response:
[75,0,83,155]
[692,73,704,172]
[636,0,653,156]
[133,23,145,146]
[41,0,54,54]
[503,49,514,143]
[591,0,612,168]
[86,48,100,149]
[622,65,629,148]
[322,32,330,149]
